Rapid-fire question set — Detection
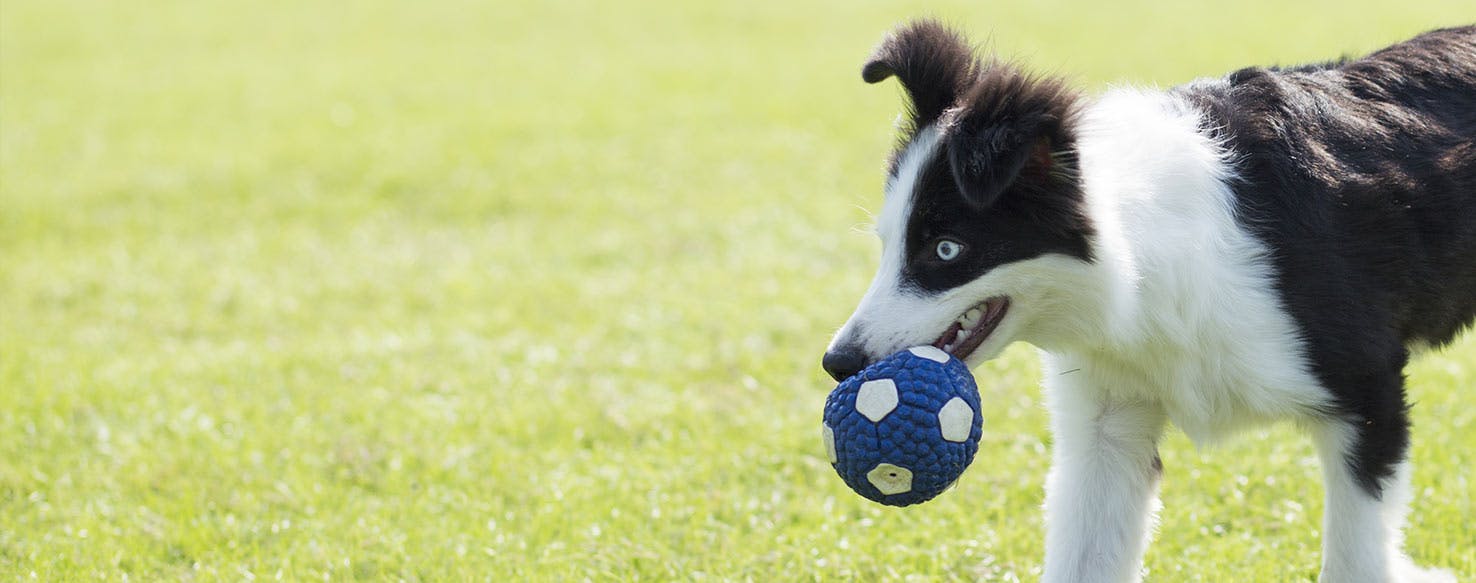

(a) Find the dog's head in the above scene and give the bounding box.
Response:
[823,21,1097,381]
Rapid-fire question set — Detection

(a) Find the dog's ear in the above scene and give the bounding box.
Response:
[944,69,1078,210]
[947,124,1056,210]
[861,20,979,130]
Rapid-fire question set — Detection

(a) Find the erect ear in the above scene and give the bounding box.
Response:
[861,20,980,130]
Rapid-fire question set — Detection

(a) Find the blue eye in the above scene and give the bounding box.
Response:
[935,239,964,261]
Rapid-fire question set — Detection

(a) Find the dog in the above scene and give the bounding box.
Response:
[823,20,1475,582]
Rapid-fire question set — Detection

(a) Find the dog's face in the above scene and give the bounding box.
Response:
[823,21,1097,381]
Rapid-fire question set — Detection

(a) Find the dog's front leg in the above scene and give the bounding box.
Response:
[1040,360,1167,583]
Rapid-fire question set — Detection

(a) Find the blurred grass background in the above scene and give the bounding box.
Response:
[2,0,1472,580]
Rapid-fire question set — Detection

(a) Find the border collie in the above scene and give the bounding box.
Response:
[823,21,1474,582]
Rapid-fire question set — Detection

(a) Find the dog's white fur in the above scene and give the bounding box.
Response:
[830,88,1454,582]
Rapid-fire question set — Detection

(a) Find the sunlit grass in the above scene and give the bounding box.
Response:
[2,0,1472,579]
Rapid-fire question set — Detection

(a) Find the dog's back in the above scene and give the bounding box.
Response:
[1172,26,1476,499]
[1181,27,1476,353]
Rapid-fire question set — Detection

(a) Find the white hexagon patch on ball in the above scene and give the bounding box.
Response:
[855,379,899,422]
[866,463,913,495]
[937,397,974,443]
[908,345,951,363]
[822,423,837,463]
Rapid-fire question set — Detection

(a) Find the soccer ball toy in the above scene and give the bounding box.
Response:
[821,346,983,506]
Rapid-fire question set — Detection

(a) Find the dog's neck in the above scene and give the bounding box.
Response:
[1039,87,1249,357]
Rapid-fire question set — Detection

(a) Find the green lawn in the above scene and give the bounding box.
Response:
[2,0,1473,580]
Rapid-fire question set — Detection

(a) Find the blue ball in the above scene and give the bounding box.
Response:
[822,346,983,506]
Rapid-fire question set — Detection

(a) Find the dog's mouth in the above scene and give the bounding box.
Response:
[932,297,1010,361]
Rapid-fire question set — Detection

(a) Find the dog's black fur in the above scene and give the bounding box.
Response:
[863,22,1095,295]
[1180,26,1476,495]
[830,21,1476,579]
[865,22,1476,495]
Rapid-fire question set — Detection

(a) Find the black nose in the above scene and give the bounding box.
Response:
[822,348,868,382]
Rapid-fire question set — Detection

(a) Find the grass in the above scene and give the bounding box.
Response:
[2,0,1473,579]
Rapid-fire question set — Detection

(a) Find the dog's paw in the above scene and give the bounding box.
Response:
[1391,558,1456,583]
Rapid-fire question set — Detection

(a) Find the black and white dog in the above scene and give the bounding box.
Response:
[823,21,1474,582]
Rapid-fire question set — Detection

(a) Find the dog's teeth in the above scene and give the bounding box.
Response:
[956,330,971,342]
[943,343,954,352]
[960,309,982,328]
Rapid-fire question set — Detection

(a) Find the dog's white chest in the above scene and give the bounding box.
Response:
[1049,89,1338,443]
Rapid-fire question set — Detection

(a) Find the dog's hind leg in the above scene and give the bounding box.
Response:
[1041,360,1167,583]
[1311,416,1454,583]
